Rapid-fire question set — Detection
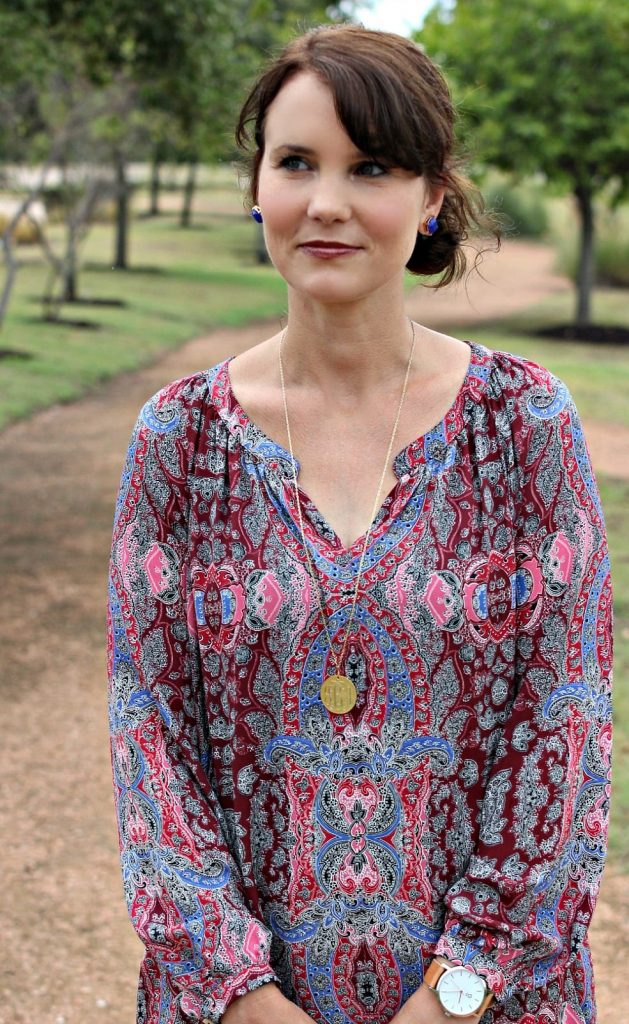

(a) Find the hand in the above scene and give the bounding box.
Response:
[222,982,316,1024]
[389,983,481,1024]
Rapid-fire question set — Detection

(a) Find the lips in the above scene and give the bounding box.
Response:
[298,240,362,258]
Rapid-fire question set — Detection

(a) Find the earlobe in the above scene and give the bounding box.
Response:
[419,215,439,237]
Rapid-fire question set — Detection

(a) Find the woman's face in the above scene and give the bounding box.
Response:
[256,71,443,307]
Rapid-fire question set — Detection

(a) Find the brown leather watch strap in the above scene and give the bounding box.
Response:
[424,955,452,990]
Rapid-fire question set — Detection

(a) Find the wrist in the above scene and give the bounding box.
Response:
[402,984,480,1024]
[221,982,282,1024]
[423,957,494,1020]
[221,982,314,1024]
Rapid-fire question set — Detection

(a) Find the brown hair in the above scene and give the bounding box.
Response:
[236,24,498,287]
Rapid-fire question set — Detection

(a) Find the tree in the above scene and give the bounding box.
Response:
[418,0,629,326]
[0,0,361,326]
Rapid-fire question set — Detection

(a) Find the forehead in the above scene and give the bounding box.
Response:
[263,71,353,149]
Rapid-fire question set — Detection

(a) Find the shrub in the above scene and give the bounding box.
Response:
[0,210,41,244]
[483,182,549,240]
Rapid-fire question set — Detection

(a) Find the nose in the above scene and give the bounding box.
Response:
[306,175,352,223]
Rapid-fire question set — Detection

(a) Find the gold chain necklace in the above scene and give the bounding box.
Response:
[278,320,416,715]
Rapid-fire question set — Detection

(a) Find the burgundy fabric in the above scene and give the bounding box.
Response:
[107,342,612,1024]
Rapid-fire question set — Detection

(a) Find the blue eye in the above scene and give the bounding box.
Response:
[356,161,388,177]
[279,155,310,171]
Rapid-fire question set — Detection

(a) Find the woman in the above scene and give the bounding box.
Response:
[107,25,613,1024]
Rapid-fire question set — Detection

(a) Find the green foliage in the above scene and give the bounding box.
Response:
[420,0,629,197]
[418,0,629,323]
[1,0,358,167]
[0,194,288,429]
[483,180,549,240]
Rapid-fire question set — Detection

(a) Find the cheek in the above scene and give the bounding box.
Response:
[368,197,420,237]
[369,199,419,251]
[257,173,301,239]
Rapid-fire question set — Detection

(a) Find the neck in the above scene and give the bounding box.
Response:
[281,288,416,401]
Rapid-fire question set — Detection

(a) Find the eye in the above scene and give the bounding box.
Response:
[278,155,310,171]
[354,161,388,177]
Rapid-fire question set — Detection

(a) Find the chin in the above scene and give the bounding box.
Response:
[287,271,388,307]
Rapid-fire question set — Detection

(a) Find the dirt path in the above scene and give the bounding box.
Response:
[0,241,625,1024]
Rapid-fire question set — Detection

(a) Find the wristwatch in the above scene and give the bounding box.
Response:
[424,956,494,1019]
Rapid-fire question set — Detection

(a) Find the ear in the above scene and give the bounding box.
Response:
[425,183,446,220]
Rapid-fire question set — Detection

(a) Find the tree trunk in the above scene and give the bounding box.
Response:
[149,143,162,216]
[0,153,58,329]
[574,184,594,327]
[62,264,78,302]
[180,160,197,228]
[113,152,129,269]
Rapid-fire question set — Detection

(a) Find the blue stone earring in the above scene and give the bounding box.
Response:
[251,206,263,224]
[420,215,439,237]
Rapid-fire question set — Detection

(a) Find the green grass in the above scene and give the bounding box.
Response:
[0,199,287,430]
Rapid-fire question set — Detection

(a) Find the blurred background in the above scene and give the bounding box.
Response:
[0,1,627,1022]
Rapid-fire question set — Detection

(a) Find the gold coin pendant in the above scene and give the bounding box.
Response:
[320,674,357,714]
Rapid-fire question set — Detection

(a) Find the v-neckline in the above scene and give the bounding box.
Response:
[212,341,490,556]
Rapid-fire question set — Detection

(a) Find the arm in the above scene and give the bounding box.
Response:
[107,378,279,1023]
[430,382,613,1004]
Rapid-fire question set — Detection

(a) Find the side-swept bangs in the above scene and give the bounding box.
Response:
[236,25,498,286]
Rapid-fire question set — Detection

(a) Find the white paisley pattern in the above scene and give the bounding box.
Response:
[107,342,613,1024]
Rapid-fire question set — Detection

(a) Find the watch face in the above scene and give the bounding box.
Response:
[437,966,486,1017]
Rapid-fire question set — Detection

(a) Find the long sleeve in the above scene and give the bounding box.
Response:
[107,376,278,1024]
[434,375,613,1006]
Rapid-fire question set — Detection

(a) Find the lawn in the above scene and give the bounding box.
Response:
[0,187,288,430]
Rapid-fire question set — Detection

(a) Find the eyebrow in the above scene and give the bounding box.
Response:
[269,144,318,157]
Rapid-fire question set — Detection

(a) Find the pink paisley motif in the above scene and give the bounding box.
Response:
[543,531,574,588]
[424,571,461,628]
[126,791,149,843]
[599,720,612,759]
[243,920,266,962]
[463,551,516,643]
[247,569,284,627]
[143,542,179,602]
[584,793,608,841]
[338,846,381,895]
[114,732,133,784]
[574,507,595,566]
[144,543,171,596]
[336,777,379,826]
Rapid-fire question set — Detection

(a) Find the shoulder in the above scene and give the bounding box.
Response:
[463,345,587,487]
[478,344,579,440]
[139,361,227,432]
[123,360,232,485]
[483,346,570,410]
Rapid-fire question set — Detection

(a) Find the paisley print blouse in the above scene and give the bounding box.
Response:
[107,341,613,1024]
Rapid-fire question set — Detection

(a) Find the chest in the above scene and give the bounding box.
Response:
[232,381,469,552]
